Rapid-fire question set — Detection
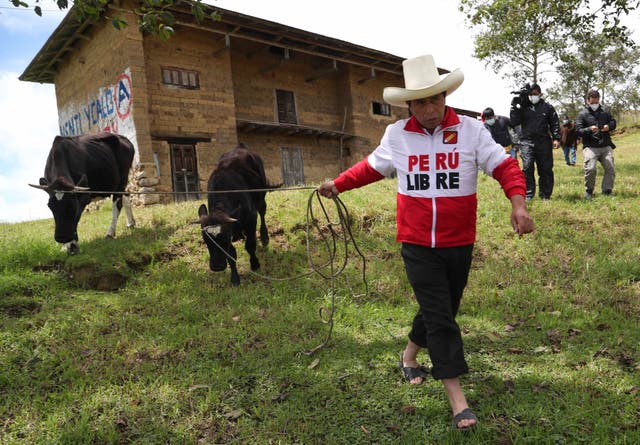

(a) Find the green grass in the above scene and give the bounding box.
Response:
[1,131,640,444]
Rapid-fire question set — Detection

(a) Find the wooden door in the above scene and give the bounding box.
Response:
[281,147,305,186]
[170,144,200,202]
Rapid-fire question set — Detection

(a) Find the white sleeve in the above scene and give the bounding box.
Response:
[474,120,510,175]
[367,123,398,177]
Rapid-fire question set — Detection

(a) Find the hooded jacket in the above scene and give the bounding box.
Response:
[576,104,616,148]
[333,107,525,248]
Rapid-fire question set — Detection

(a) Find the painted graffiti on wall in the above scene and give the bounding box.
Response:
[58,67,138,162]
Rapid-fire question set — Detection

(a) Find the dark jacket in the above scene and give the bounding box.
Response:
[484,115,513,147]
[560,121,579,147]
[576,105,616,148]
[510,99,561,143]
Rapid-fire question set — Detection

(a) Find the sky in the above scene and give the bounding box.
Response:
[0,0,544,223]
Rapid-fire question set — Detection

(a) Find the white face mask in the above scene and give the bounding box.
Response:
[529,95,541,105]
[589,103,600,111]
[485,118,496,126]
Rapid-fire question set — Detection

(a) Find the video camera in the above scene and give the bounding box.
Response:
[510,83,531,96]
[510,83,531,109]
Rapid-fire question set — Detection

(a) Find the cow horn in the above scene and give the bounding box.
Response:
[29,183,50,191]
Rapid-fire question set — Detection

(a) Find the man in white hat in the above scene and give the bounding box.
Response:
[318,54,534,430]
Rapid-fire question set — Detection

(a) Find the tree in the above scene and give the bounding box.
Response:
[459,0,640,88]
[10,0,220,40]
[547,31,640,116]
[460,0,571,85]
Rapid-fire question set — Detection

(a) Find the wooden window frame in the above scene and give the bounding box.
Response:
[161,67,200,89]
[276,89,298,124]
[372,101,391,117]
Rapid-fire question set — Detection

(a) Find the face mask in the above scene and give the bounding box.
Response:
[589,103,599,111]
[485,118,496,126]
[529,95,540,104]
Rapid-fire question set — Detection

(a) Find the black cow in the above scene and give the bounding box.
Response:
[198,144,270,285]
[30,132,136,254]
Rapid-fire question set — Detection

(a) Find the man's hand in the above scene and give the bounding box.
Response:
[510,195,534,236]
[552,140,560,149]
[590,125,599,133]
[317,180,339,198]
[601,124,610,132]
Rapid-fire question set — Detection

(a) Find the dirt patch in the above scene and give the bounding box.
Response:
[32,260,65,273]
[125,254,152,271]
[0,298,42,317]
[67,263,128,291]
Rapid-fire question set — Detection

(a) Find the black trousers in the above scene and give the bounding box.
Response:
[401,242,473,380]
[520,139,554,199]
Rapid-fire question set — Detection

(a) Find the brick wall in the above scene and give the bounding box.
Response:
[229,39,405,184]
[143,27,238,201]
[51,9,407,202]
[54,9,153,202]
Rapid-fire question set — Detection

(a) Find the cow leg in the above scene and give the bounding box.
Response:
[106,197,122,238]
[258,201,269,247]
[122,195,136,228]
[227,244,240,286]
[245,219,260,271]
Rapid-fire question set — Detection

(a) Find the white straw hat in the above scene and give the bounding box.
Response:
[383,54,464,108]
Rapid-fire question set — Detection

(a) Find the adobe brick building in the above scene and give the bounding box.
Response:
[21,1,477,205]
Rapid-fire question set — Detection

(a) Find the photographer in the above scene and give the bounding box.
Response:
[576,89,616,199]
[509,83,561,201]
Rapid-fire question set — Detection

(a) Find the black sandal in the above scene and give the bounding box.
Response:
[452,407,478,430]
[399,352,428,384]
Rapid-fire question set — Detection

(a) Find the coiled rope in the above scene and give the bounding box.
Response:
[41,182,369,355]
[43,184,369,354]
[199,190,368,355]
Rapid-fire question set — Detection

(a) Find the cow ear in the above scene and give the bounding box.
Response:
[76,174,89,188]
[198,204,208,218]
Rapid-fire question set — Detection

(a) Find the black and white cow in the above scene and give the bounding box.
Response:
[30,132,136,254]
[198,144,271,285]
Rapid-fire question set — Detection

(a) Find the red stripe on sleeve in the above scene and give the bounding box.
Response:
[333,157,385,192]
[492,157,526,199]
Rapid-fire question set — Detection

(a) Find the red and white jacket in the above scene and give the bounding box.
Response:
[334,107,526,248]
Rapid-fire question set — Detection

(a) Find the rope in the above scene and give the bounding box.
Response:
[202,190,368,355]
[45,185,316,195]
[38,181,369,353]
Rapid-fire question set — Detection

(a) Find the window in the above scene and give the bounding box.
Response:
[162,67,200,89]
[276,89,298,124]
[372,101,391,116]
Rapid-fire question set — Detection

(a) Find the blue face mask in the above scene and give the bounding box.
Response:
[485,118,496,126]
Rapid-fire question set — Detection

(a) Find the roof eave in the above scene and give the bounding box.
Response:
[20,1,450,85]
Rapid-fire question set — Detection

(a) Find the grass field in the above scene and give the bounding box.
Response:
[1,130,639,444]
